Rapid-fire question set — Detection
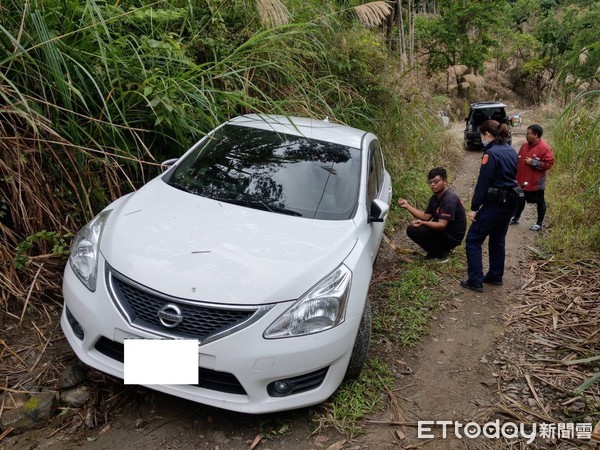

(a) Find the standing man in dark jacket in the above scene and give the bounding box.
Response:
[397,167,466,263]
[509,124,555,231]
[461,120,519,293]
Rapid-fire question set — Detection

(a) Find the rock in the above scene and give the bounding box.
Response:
[58,364,87,389]
[211,430,227,443]
[60,385,91,407]
[568,401,586,413]
[461,74,484,87]
[0,392,58,434]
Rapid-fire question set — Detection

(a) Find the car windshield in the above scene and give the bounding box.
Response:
[470,108,507,127]
[164,124,361,220]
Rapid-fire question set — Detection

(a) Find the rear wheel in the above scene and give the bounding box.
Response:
[465,141,480,151]
[344,299,372,381]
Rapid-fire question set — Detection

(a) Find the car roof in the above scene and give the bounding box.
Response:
[470,102,507,109]
[227,114,369,149]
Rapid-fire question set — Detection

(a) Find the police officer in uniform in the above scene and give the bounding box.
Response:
[461,120,519,292]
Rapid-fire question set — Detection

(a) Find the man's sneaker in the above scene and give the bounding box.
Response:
[529,224,543,231]
[425,253,449,263]
[460,280,483,293]
[509,217,519,225]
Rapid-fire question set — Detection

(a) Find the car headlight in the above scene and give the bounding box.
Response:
[69,210,112,292]
[264,265,352,339]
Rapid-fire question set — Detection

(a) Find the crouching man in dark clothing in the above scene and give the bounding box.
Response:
[397,167,467,262]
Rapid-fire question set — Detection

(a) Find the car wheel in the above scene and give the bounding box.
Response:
[465,142,478,151]
[344,299,372,381]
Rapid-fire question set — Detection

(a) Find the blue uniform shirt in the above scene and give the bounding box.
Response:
[471,142,518,211]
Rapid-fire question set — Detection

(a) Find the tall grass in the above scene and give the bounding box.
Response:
[374,72,464,231]
[0,2,364,232]
[545,91,600,258]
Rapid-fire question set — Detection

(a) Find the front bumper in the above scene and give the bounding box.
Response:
[61,263,362,414]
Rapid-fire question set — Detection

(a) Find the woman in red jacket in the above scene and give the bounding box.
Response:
[509,124,555,231]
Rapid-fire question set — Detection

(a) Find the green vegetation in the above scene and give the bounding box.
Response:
[13,230,71,271]
[315,358,393,438]
[373,264,440,346]
[413,0,599,103]
[545,92,600,258]
[416,0,508,74]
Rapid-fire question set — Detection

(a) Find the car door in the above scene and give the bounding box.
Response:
[366,139,392,261]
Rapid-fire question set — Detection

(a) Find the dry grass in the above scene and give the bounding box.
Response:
[255,0,290,26]
[0,123,149,421]
[478,259,600,446]
[0,136,123,309]
[352,1,393,28]
[508,258,600,408]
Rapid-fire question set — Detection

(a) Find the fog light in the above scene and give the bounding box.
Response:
[266,367,329,397]
[272,381,290,395]
[66,307,85,340]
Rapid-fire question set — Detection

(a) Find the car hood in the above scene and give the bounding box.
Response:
[100,179,358,305]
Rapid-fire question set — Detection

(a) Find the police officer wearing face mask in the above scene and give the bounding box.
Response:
[461,119,520,293]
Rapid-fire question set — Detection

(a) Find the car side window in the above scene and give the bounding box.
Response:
[367,140,383,204]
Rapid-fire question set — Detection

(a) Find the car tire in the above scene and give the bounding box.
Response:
[344,299,372,381]
[465,142,479,151]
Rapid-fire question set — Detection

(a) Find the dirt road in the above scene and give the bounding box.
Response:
[356,121,536,449]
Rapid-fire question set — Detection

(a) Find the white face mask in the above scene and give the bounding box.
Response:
[481,136,490,146]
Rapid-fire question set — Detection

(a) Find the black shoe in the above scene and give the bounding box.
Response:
[483,277,503,286]
[460,280,483,293]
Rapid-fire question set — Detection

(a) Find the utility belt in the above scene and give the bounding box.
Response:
[486,186,524,204]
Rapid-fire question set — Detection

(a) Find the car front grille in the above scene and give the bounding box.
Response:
[107,267,264,342]
[94,337,247,395]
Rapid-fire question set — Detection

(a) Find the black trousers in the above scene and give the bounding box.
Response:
[513,190,546,225]
[465,202,514,285]
[406,225,461,257]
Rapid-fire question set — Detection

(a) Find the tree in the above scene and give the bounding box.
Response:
[415,0,507,74]
[531,1,599,98]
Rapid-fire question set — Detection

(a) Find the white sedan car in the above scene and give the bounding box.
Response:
[62,114,392,413]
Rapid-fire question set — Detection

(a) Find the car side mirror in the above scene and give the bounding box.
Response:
[369,199,389,223]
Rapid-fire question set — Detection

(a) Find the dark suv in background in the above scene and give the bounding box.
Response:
[464,102,512,150]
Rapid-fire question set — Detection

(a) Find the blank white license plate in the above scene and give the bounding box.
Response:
[124,339,199,385]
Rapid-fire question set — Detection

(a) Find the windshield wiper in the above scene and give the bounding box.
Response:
[208,196,302,217]
[267,204,303,217]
